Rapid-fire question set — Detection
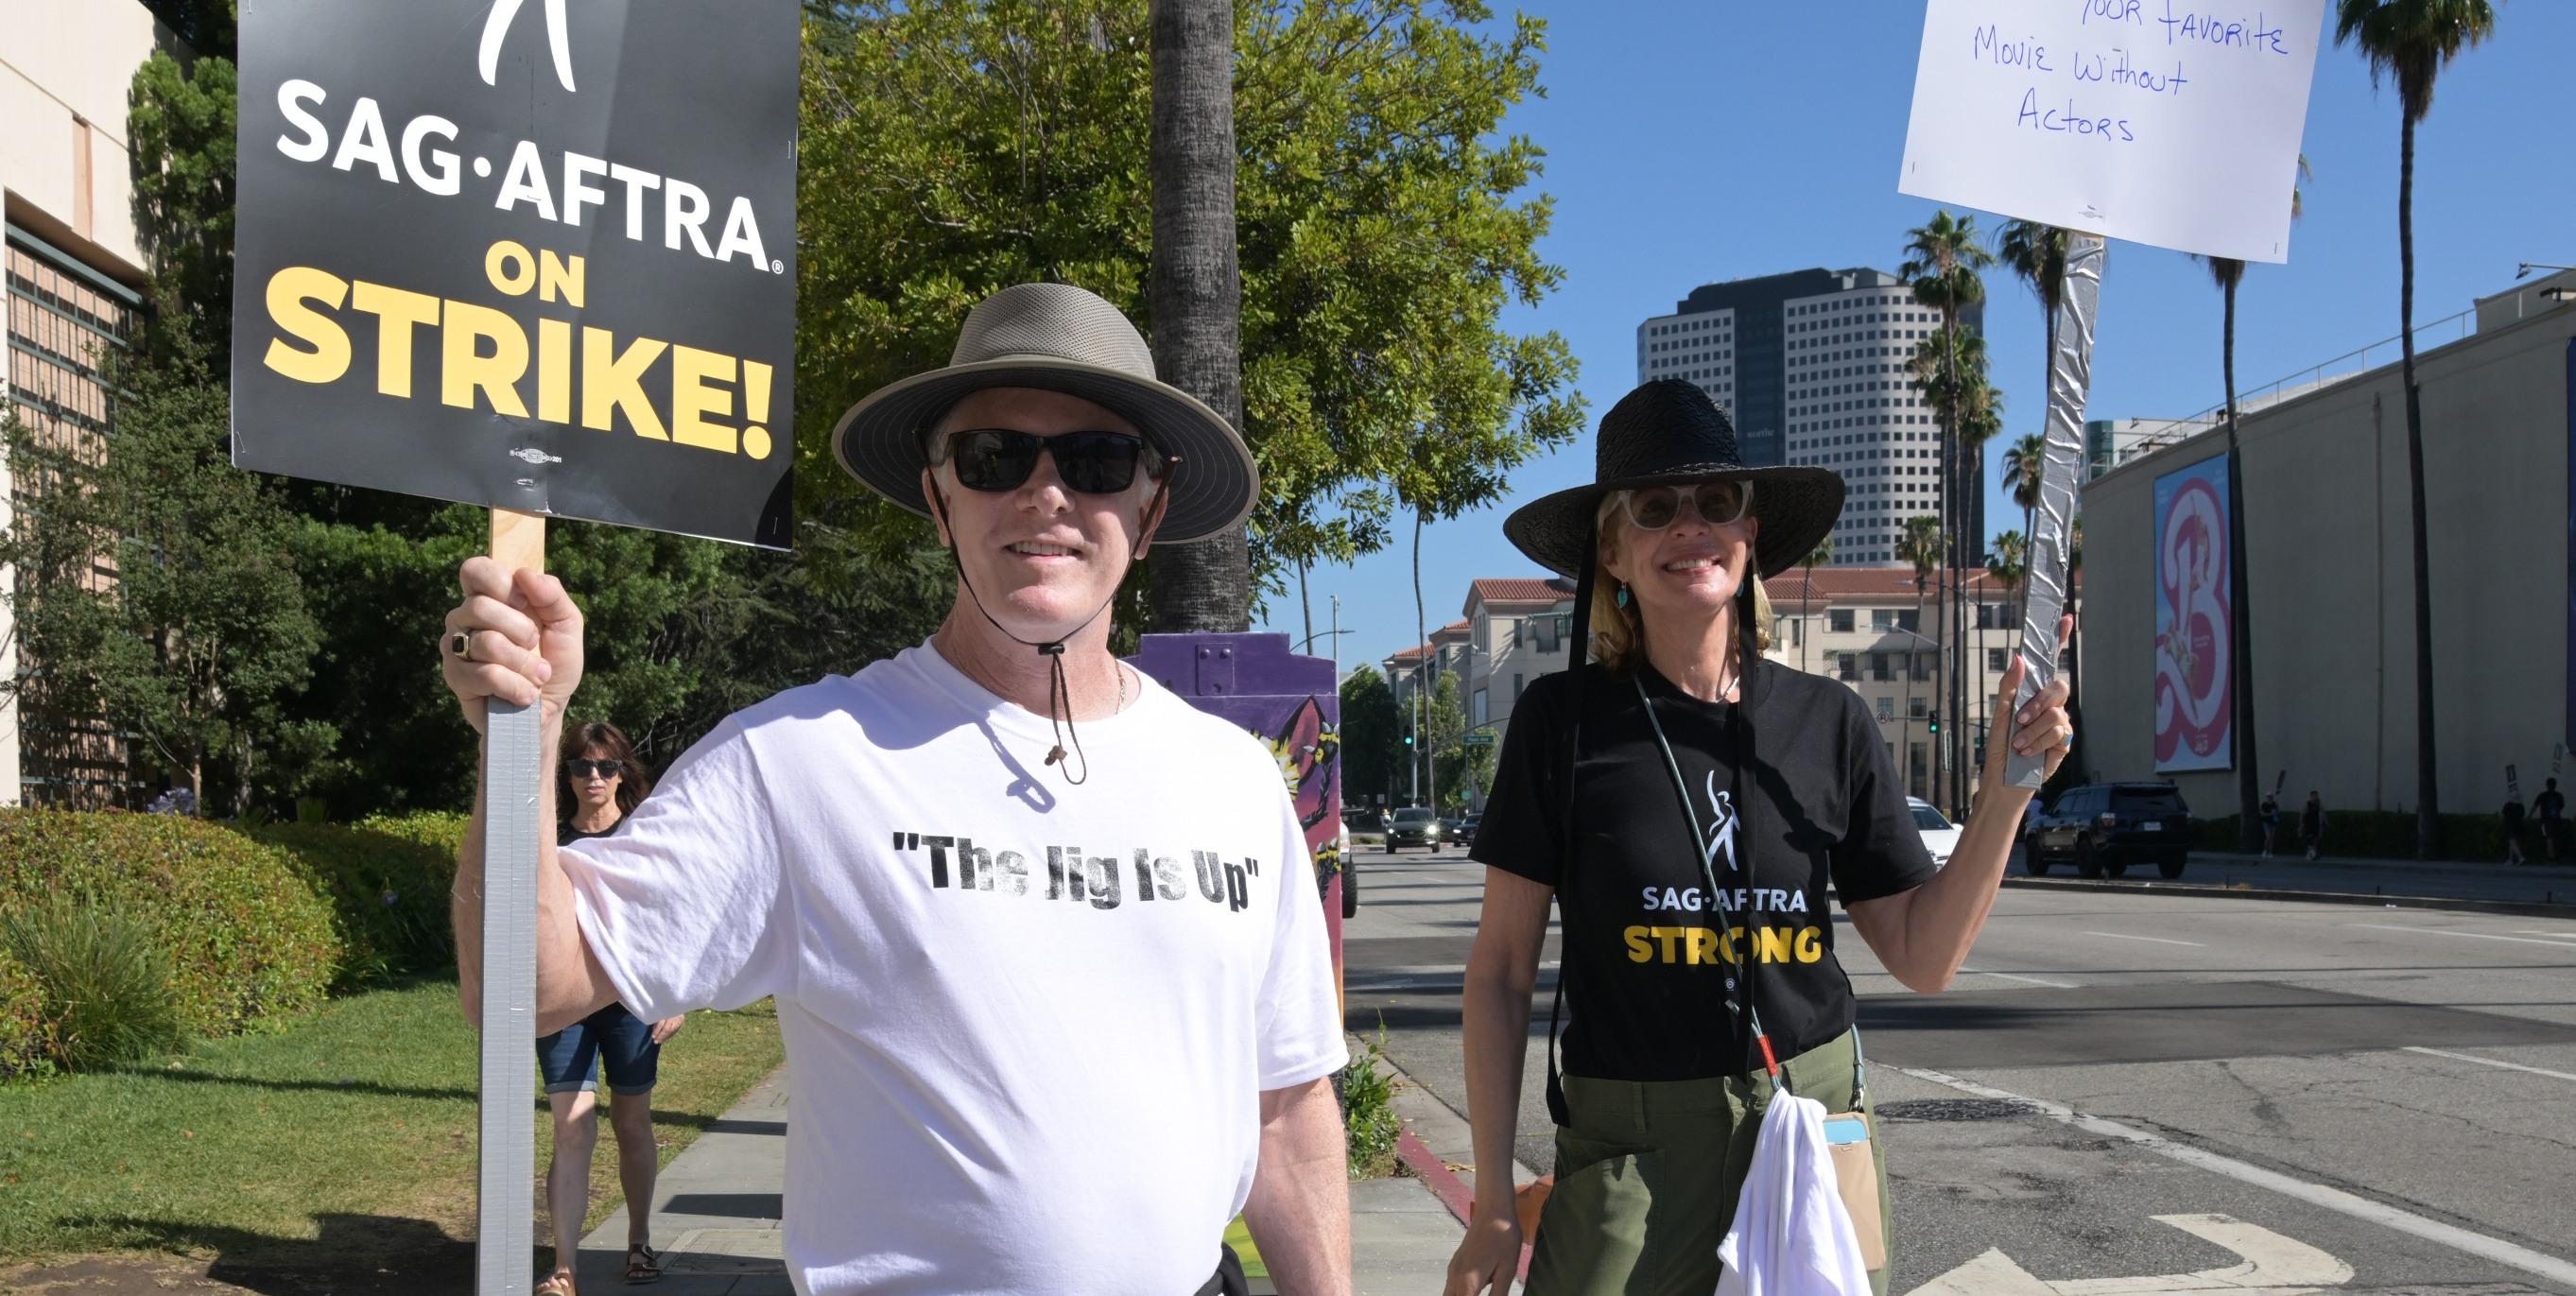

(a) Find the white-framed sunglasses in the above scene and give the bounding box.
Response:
[1617,479,1754,531]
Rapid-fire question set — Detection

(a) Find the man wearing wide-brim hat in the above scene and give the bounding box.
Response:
[442,283,1352,1295]
[1442,380,2073,1295]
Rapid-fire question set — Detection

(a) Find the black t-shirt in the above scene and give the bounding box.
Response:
[1472,660,1939,1080]
[2536,790,2564,822]
[2503,800,2527,831]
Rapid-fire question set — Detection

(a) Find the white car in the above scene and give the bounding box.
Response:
[1909,798,1961,868]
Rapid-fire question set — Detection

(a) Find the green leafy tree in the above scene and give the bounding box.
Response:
[1338,664,1401,808]
[1423,672,1480,812]
[795,0,1582,624]
[2336,0,2494,857]
[0,354,325,814]
[127,45,236,357]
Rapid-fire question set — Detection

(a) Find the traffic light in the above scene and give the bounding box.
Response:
[1402,729,1414,747]
[1927,711,1940,735]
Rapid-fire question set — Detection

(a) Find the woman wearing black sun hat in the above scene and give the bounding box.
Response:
[1441,380,2075,1296]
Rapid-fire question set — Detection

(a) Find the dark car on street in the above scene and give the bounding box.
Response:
[2027,782,2193,879]
[1386,806,1447,852]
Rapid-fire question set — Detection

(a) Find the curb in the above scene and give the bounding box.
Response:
[1363,1035,1536,1281]
[1998,873,2575,919]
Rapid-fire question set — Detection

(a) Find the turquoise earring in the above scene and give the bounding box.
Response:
[1614,584,1630,609]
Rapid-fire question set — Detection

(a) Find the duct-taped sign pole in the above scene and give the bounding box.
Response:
[2004,233,2101,788]
[230,5,799,1291]
[475,511,545,1295]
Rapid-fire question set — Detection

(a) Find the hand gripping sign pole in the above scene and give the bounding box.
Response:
[2003,233,2101,788]
[477,510,544,1296]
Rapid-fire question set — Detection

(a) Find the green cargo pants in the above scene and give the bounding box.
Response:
[1524,1031,1893,1296]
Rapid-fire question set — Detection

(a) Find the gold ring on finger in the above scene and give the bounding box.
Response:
[447,630,474,663]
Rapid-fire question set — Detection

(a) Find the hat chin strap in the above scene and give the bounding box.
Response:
[925,475,1170,786]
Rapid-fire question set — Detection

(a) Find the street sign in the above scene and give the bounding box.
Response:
[1461,730,1495,749]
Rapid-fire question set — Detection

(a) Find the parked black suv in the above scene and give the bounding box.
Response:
[2027,782,2192,879]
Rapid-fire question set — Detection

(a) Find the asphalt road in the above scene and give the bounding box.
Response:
[1341,843,2576,1295]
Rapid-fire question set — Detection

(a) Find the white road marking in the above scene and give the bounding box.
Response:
[1908,1213,2352,1295]
[1887,1064,2576,1290]
[2402,1045,2576,1084]
[2348,923,2576,951]
[2082,930,2206,947]
[1961,966,2080,989]
[2515,929,2576,938]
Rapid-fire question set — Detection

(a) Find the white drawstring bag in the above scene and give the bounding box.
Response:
[1714,1091,1873,1296]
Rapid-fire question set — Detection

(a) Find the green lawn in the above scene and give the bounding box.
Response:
[1222,1215,1269,1281]
[0,979,782,1283]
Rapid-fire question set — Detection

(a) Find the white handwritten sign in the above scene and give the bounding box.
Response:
[1898,0,2325,262]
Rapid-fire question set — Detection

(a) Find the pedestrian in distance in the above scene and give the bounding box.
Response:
[534,720,684,1293]
[442,284,1350,1295]
[2302,790,2326,862]
[2535,778,2567,862]
[1442,381,2074,1296]
[2259,792,2280,859]
[2501,787,2529,865]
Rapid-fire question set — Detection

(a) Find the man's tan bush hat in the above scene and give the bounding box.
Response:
[830,283,1258,542]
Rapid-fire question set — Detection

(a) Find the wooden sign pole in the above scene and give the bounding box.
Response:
[477,508,545,1296]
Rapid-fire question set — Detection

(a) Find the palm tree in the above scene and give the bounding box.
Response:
[1800,536,1833,674]
[1145,0,1252,632]
[1984,530,2030,770]
[2004,431,2045,547]
[2196,157,2312,852]
[1996,219,2069,420]
[1898,513,1944,801]
[1900,204,1994,815]
[2336,0,2493,857]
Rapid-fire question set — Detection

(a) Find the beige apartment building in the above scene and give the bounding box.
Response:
[3,0,166,805]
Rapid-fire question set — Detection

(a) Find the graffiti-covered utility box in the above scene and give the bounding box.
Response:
[1128,632,1342,999]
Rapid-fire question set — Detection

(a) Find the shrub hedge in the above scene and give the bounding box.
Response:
[0,944,46,1079]
[252,815,462,986]
[0,810,341,1046]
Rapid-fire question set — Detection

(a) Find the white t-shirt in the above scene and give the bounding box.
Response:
[559,641,1347,1295]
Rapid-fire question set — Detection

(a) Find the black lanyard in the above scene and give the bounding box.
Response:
[1632,670,1781,1078]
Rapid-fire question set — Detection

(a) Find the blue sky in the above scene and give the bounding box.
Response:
[1253,1,2575,673]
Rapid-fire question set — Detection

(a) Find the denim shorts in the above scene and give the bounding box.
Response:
[536,1002,661,1096]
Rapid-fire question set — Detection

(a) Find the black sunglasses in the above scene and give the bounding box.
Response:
[565,758,624,778]
[931,428,1171,495]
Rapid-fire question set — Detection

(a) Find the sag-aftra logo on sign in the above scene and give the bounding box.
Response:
[232,0,799,548]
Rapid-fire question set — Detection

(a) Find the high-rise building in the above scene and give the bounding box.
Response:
[1639,268,1984,566]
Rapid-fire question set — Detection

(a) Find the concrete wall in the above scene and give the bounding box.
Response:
[2079,302,2575,821]
[0,0,161,277]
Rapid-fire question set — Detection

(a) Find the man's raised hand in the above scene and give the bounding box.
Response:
[441,558,585,734]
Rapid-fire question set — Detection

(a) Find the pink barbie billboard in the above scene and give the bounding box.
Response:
[2152,456,2234,772]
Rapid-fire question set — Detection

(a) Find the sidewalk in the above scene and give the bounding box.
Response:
[568,1047,1466,1294]
[2192,847,2576,878]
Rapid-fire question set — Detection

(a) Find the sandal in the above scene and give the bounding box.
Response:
[535,1274,576,1296]
[625,1242,665,1285]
